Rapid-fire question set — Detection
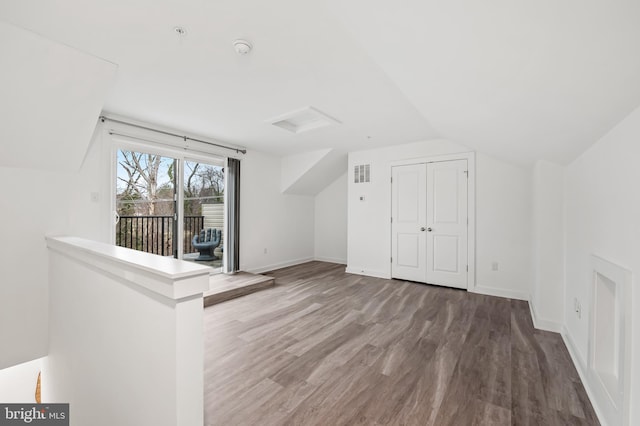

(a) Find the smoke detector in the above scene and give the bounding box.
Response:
[233,39,252,55]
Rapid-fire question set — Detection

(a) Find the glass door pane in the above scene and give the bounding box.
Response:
[115,149,177,257]
[182,160,224,269]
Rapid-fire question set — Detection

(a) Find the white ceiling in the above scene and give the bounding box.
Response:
[2,0,639,165]
[328,0,640,165]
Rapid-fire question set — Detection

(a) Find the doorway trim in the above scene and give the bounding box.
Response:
[389,152,476,292]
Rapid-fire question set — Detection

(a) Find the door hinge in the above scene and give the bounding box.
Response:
[464,170,468,178]
[390,176,393,184]
[466,265,469,272]
[391,257,393,263]
[391,217,393,223]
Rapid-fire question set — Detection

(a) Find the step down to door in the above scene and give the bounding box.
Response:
[204,272,275,307]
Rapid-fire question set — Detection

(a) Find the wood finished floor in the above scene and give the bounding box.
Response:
[204,261,599,426]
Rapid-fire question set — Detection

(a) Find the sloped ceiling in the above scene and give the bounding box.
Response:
[281,149,347,195]
[0,21,117,171]
[1,0,640,166]
[328,0,640,165]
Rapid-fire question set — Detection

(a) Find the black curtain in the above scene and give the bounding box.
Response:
[226,158,241,272]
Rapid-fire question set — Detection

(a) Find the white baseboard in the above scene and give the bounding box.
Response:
[314,256,347,265]
[528,298,563,333]
[561,326,587,376]
[561,327,607,426]
[345,267,391,279]
[245,257,314,274]
[470,285,528,301]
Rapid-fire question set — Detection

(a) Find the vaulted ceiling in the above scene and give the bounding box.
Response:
[2,0,639,166]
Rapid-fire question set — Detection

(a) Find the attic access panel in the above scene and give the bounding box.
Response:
[268,106,341,134]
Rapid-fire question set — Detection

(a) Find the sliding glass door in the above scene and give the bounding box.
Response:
[115,149,178,257]
[114,147,225,271]
[182,160,225,269]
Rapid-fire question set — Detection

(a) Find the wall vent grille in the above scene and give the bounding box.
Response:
[354,164,370,183]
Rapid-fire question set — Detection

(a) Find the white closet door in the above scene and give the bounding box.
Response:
[391,164,427,282]
[426,160,468,289]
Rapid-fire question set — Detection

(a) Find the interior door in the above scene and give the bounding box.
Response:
[426,160,468,289]
[391,164,427,282]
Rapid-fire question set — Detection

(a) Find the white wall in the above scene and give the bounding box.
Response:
[0,167,73,370]
[531,160,565,330]
[0,22,114,372]
[347,139,532,299]
[0,358,42,402]
[66,130,318,275]
[240,150,315,273]
[314,172,348,264]
[475,153,532,299]
[564,105,640,425]
[347,139,467,278]
[67,130,113,243]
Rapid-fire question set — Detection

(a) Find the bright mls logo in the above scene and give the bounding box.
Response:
[0,404,68,425]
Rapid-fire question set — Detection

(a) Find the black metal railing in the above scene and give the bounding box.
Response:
[116,215,204,256]
[183,215,204,254]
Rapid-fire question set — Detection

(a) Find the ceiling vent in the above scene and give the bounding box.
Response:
[268,106,341,134]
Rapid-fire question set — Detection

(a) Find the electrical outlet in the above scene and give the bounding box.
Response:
[491,262,499,271]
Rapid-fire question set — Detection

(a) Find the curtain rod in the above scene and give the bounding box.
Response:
[99,115,247,155]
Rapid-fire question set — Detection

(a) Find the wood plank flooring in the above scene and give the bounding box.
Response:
[203,261,599,426]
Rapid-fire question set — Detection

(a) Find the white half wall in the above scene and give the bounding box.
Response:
[564,105,640,425]
[531,160,565,331]
[45,237,209,426]
[314,172,348,264]
[347,139,532,299]
[241,150,315,273]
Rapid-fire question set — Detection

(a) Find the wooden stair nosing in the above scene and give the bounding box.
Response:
[204,276,275,307]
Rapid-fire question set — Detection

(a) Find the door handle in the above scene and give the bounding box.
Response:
[427,227,432,232]
[420,227,425,231]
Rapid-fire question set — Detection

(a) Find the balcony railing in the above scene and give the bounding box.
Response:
[116,215,204,256]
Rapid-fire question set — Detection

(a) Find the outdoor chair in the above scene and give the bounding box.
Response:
[192,228,221,261]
